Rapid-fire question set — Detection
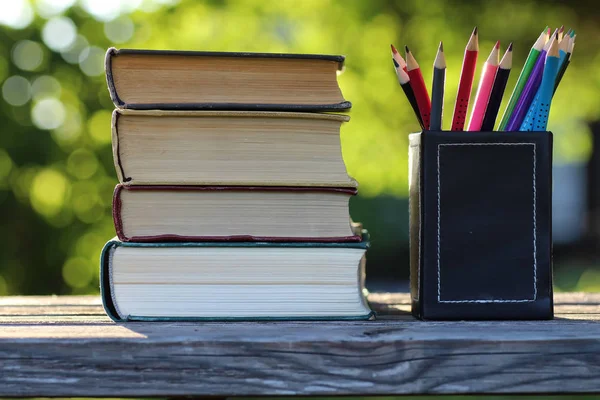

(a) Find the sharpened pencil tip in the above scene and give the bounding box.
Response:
[507,42,513,51]
[495,40,500,49]
[558,25,564,33]
[391,44,398,54]
[392,58,399,68]
[547,27,551,35]
[439,41,443,52]
[472,26,478,35]
[405,45,410,53]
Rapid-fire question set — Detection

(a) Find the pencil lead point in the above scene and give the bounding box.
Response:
[507,42,513,51]
[391,44,398,54]
[558,25,564,33]
[392,58,399,68]
[472,26,478,35]
[404,45,410,53]
[439,41,443,52]
[495,40,500,49]
[547,27,551,35]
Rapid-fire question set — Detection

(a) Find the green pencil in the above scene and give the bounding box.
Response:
[498,27,548,130]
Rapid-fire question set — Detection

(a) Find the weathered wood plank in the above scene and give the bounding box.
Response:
[1,293,600,397]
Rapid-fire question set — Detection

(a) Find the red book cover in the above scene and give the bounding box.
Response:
[113,184,361,243]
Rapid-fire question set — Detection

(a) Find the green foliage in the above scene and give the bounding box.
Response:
[0,0,599,295]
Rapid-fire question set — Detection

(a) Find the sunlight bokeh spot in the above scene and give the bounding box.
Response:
[0,0,34,29]
[104,16,135,43]
[67,148,99,180]
[88,110,113,144]
[79,46,105,76]
[73,192,104,224]
[2,75,31,106]
[12,40,44,71]
[32,75,62,100]
[35,0,77,18]
[30,168,70,218]
[42,17,77,52]
[75,231,105,259]
[81,0,128,22]
[52,104,83,145]
[11,166,39,203]
[62,257,94,289]
[31,98,66,130]
[61,34,89,65]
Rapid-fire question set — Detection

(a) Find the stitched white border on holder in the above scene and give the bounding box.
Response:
[436,142,537,304]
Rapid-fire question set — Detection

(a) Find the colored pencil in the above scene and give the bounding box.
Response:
[554,32,575,95]
[392,54,425,129]
[481,43,512,131]
[451,27,478,131]
[552,31,569,94]
[506,29,556,131]
[498,27,548,130]
[467,41,500,131]
[557,25,564,42]
[405,46,431,129]
[520,33,560,131]
[391,44,407,72]
[430,42,446,131]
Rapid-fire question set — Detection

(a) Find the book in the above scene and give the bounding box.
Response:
[112,109,356,187]
[113,184,361,242]
[105,48,351,111]
[100,237,372,321]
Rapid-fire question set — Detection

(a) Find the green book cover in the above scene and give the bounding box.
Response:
[100,234,373,322]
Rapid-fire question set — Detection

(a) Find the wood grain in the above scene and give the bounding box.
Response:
[1,293,600,397]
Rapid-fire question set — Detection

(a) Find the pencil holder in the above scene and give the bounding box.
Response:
[409,130,553,320]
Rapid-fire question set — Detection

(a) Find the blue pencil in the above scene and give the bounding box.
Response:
[520,33,560,131]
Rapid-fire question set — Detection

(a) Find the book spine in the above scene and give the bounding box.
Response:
[112,184,362,243]
[112,184,128,241]
[111,110,130,184]
[99,240,124,322]
[104,47,126,108]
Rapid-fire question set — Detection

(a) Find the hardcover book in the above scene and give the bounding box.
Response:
[100,236,372,321]
[113,184,361,242]
[105,48,351,111]
[112,109,356,187]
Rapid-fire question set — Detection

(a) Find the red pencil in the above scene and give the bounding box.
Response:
[451,27,479,131]
[405,46,431,129]
[467,41,501,131]
[391,44,407,72]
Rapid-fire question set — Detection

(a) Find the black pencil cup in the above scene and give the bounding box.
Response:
[409,130,553,320]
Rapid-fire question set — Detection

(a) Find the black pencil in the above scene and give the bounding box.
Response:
[554,33,575,95]
[392,56,425,129]
[430,41,446,131]
[481,43,512,131]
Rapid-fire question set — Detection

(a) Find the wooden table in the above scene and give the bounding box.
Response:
[1,292,599,397]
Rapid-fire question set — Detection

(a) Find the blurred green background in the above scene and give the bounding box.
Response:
[0,0,599,296]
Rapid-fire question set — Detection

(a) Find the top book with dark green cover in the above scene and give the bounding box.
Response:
[105,48,351,111]
[100,233,372,322]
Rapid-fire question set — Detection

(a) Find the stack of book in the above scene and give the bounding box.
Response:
[100,48,372,321]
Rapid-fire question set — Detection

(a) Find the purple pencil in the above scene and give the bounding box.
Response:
[506,29,555,131]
